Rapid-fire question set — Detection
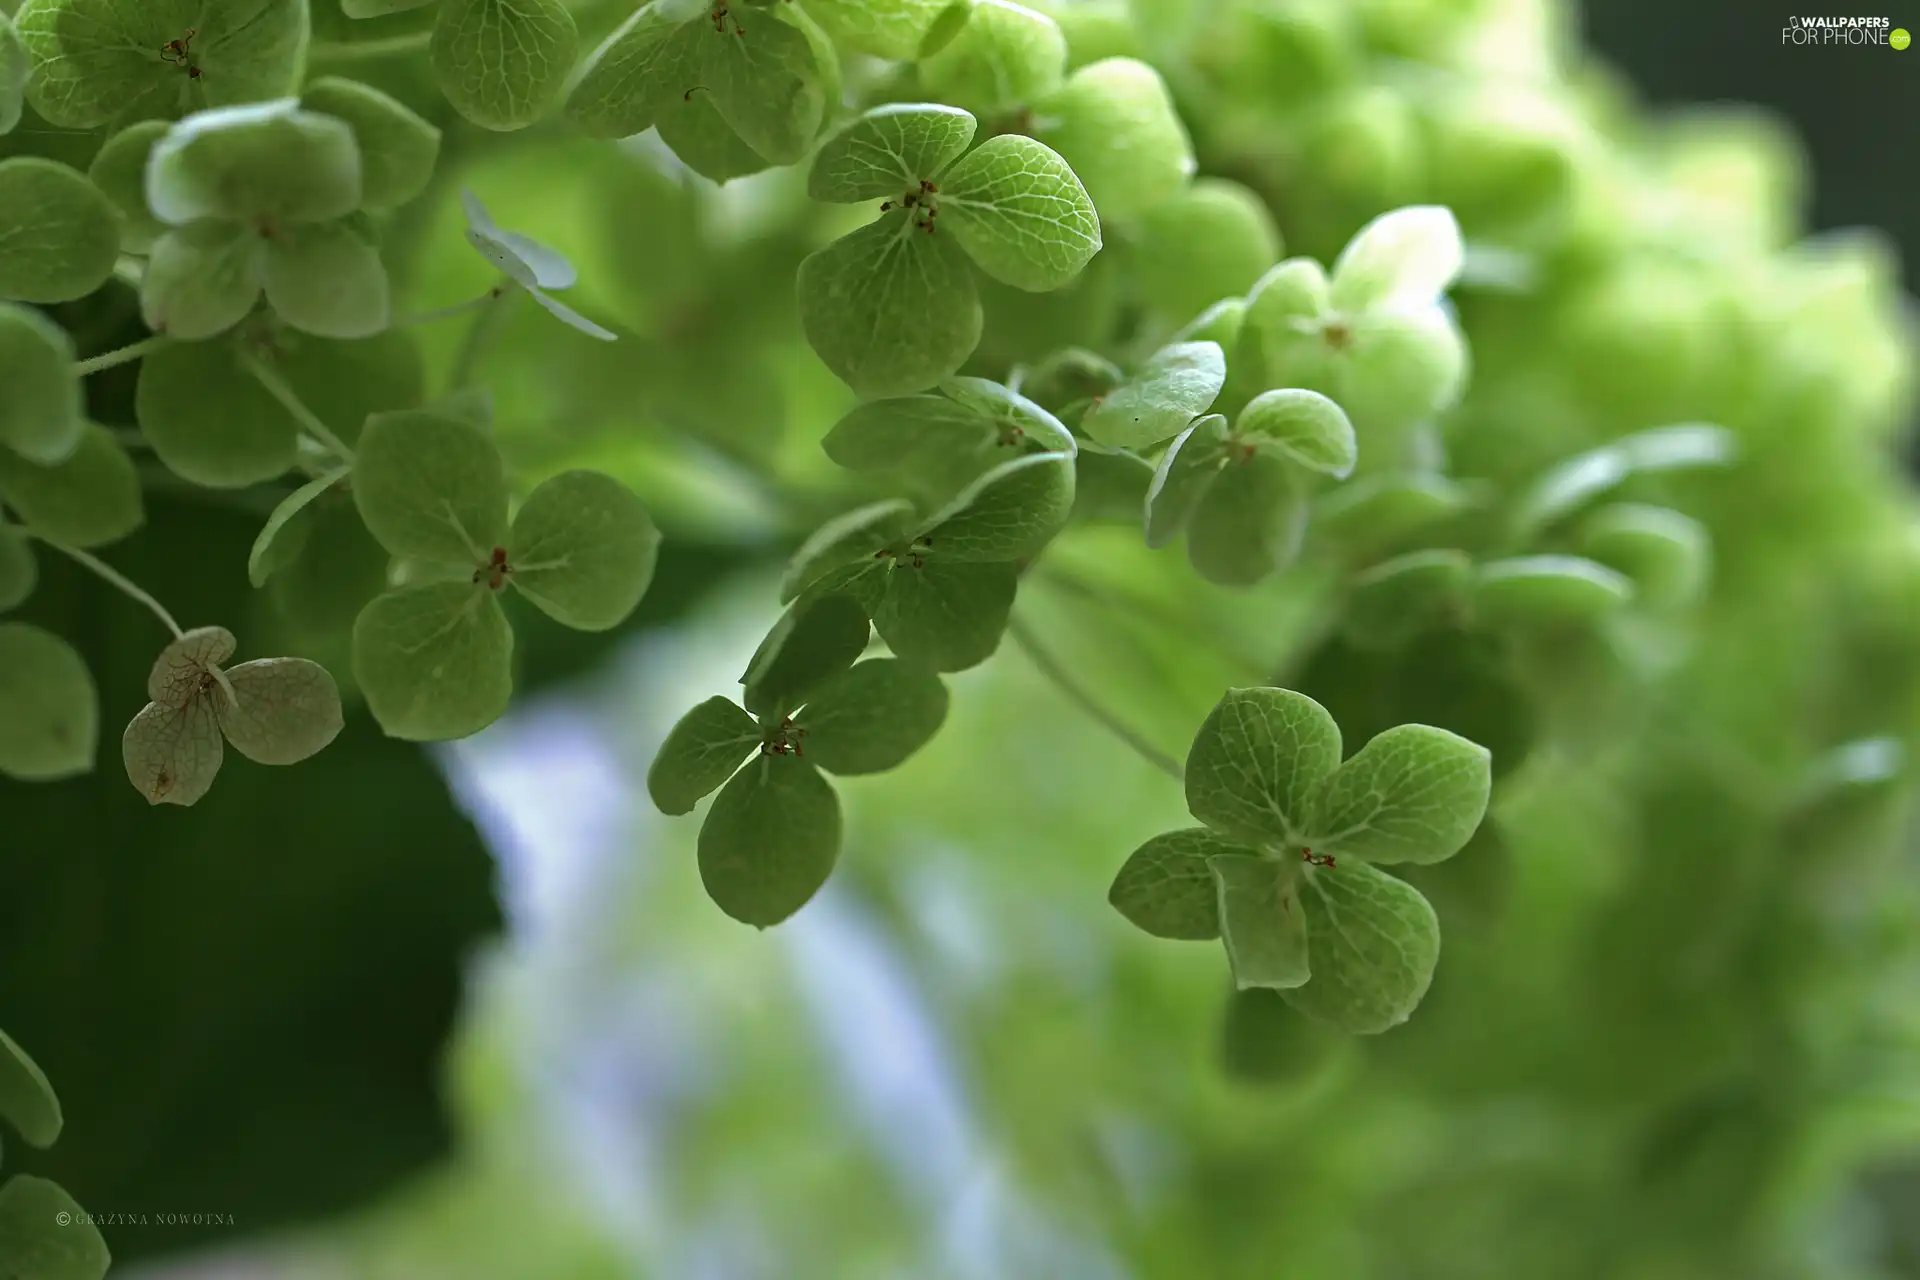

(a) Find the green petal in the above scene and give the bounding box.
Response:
[1031,57,1193,223]
[919,0,1066,114]
[87,120,170,253]
[430,0,579,132]
[780,499,919,604]
[122,696,225,805]
[1328,205,1464,313]
[263,220,391,339]
[1470,555,1634,626]
[1212,854,1311,991]
[0,302,82,465]
[561,2,689,141]
[0,158,119,304]
[1107,825,1242,940]
[647,695,760,817]
[0,524,34,611]
[507,469,660,631]
[0,10,25,135]
[147,101,362,225]
[698,754,842,927]
[698,0,837,165]
[794,657,948,776]
[1186,451,1306,587]
[1071,442,1155,523]
[1340,305,1468,439]
[0,425,143,547]
[351,583,515,741]
[1312,471,1472,558]
[938,134,1102,292]
[1508,423,1736,539]
[1132,178,1281,324]
[1282,861,1439,1034]
[0,1027,62,1147]
[808,102,977,203]
[870,558,1017,672]
[249,468,349,588]
[1144,412,1228,548]
[301,77,442,212]
[940,376,1077,452]
[656,91,775,184]
[804,0,959,59]
[1080,340,1224,449]
[1309,723,1491,866]
[1577,503,1710,609]
[1185,686,1342,849]
[215,657,345,766]
[135,338,297,487]
[822,393,993,472]
[741,591,871,720]
[1236,387,1357,478]
[797,211,983,398]
[919,449,1074,561]
[0,1176,111,1280]
[0,622,96,781]
[139,221,267,341]
[17,0,308,130]
[352,409,509,565]
[1344,549,1473,649]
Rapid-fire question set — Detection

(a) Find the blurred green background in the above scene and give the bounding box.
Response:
[4,0,1920,1277]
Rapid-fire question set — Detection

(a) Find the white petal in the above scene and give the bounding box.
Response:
[498,231,577,290]
[528,286,617,341]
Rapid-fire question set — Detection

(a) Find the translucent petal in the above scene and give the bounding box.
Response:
[122,696,225,806]
[216,657,345,765]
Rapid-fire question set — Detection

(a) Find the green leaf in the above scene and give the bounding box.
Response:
[262,220,392,339]
[0,525,34,612]
[1031,57,1193,223]
[780,499,919,604]
[0,11,26,136]
[1107,825,1242,940]
[248,468,348,588]
[741,591,871,719]
[797,210,983,398]
[1186,452,1305,587]
[351,583,515,741]
[1133,179,1281,324]
[937,134,1102,292]
[808,102,977,203]
[135,338,297,487]
[918,0,1066,114]
[0,1176,110,1280]
[16,0,308,130]
[1144,412,1228,547]
[1081,341,1224,448]
[1185,686,1342,849]
[0,623,96,780]
[1212,854,1311,991]
[795,657,949,775]
[301,77,442,212]
[920,450,1074,561]
[214,657,345,765]
[0,1027,61,1147]
[1471,555,1634,626]
[561,2,688,141]
[1282,860,1439,1034]
[1577,503,1710,609]
[0,303,82,465]
[147,101,363,225]
[1344,549,1472,649]
[870,559,1017,672]
[1236,388,1357,479]
[697,754,842,927]
[804,0,959,59]
[138,221,267,341]
[698,0,837,165]
[1310,723,1490,866]
[1328,205,1464,313]
[647,695,760,816]
[430,0,579,132]
[87,120,171,253]
[353,409,509,565]
[0,158,119,304]
[507,469,660,631]
[0,425,142,548]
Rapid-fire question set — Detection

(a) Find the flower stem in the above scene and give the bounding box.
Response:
[309,32,434,63]
[33,536,184,639]
[73,334,172,377]
[238,352,357,464]
[451,284,517,389]
[1007,615,1185,781]
[393,288,504,329]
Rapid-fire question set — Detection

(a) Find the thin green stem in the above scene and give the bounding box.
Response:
[32,536,184,639]
[393,288,505,329]
[74,334,172,377]
[1007,615,1185,782]
[451,284,517,389]
[238,352,357,464]
[309,31,434,63]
